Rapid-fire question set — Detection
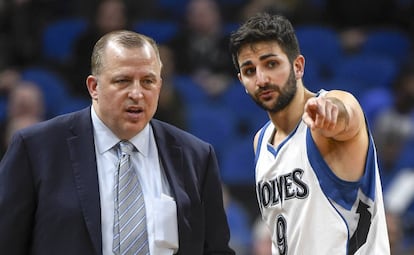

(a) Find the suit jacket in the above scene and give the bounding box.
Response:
[0,107,235,255]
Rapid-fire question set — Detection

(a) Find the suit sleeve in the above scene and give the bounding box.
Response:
[202,144,235,255]
[0,132,35,254]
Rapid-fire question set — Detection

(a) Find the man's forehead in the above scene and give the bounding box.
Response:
[238,42,284,59]
[239,41,282,54]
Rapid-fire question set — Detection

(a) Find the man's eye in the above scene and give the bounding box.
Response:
[267,61,277,68]
[143,79,154,84]
[244,68,255,76]
[115,79,129,84]
[141,79,156,89]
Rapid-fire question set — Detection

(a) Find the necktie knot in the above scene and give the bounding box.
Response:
[118,140,134,156]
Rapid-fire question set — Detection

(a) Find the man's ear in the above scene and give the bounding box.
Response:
[294,55,305,80]
[238,72,242,83]
[86,75,98,100]
[237,73,249,94]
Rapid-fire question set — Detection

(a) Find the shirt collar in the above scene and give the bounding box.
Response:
[129,125,150,157]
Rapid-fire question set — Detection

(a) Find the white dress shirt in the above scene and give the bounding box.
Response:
[91,107,178,255]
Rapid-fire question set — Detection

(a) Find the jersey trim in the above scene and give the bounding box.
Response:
[306,128,377,210]
[255,121,271,164]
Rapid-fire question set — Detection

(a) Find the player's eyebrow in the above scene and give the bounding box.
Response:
[240,53,278,69]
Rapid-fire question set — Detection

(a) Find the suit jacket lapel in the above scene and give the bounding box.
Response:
[67,108,102,254]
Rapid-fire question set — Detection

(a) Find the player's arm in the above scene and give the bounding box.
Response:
[302,90,365,142]
[302,90,368,181]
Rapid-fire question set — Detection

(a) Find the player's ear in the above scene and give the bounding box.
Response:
[293,55,305,80]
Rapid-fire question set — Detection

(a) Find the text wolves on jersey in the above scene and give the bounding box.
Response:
[257,168,309,209]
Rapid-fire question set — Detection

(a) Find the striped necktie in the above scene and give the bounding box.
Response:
[113,140,149,255]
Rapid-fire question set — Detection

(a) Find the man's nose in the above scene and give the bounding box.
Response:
[256,68,269,87]
[128,81,144,98]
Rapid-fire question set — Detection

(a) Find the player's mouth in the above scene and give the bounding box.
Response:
[258,89,276,100]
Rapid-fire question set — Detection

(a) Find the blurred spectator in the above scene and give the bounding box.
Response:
[372,63,414,186]
[3,115,40,147]
[0,67,21,126]
[67,0,129,99]
[373,63,414,253]
[168,0,234,97]
[385,212,407,255]
[6,81,45,121]
[0,67,21,97]
[251,217,272,255]
[384,170,414,254]
[154,44,187,129]
[0,80,45,156]
[168,0,232,75]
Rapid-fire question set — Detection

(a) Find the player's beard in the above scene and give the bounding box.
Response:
[251,66,297,113]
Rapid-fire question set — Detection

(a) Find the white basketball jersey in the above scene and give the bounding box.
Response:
[255,119,390,255]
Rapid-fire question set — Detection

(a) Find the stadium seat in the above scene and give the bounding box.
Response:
[359,87,393,126]
[0,96,6,123]
[332,55,398,92]
[132,20,179,44]
[220,80,268,137]
[361,28,412,66]
[220,138,255,185]
[171,75,209,107]
[316,77,369,100]
[186,103,238,158]
[21,66,70,118]
[156,0,189,18]
[42,17,88,63]
[296,25,344,79]
[58,96,90,115]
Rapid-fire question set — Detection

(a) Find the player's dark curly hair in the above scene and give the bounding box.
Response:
[229,13,301,73]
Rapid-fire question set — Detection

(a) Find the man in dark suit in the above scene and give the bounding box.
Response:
[0,30,235,255]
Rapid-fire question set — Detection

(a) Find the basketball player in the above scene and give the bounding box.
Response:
[229,13,390,254]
